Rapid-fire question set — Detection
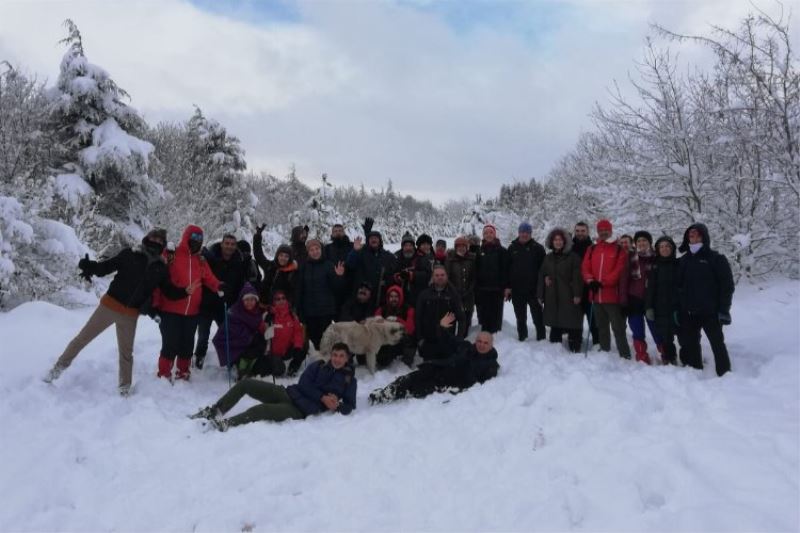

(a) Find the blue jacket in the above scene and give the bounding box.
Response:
[286,360,357,416]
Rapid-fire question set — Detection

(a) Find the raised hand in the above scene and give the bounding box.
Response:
[353,236,363,251]
[362,217,374,235]
[439,311,456,329]
[334,261,345,276]
[255,224,266,234]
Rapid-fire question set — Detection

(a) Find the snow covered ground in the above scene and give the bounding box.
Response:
[1,280,798,532]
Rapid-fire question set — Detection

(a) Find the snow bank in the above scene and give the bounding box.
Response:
[0,281,797,532]
[54,173,93,208]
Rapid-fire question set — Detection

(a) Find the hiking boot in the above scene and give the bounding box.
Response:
[205,418,229,432]
[43,363,67,384]
[157,356,174,379]
[175,357,191,380]
[189,405,221,420]
[194,354,205,370]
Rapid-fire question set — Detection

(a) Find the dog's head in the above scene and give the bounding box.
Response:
[384,321,406,345]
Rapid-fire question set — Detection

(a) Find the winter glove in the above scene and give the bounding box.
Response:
[672,311,680,327]
[362,217,374,235]
[78,254,94,281]
[645,309,655,322]
[587,280,602,292]
[217,282,227,298]
[255,224,266,235]
[264,326,275,341]
[718,311,732,326]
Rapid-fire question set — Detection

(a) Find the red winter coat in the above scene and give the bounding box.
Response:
[156,225,220,316]
[374,285,416,336]
[269,302,305,358]
[581,239,628,305]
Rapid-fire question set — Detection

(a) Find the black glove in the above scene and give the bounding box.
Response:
[362,217,374,235]
[78,254,94,281]
[718,311,732,326]
[255,224,266,235]
[587,280,602,292]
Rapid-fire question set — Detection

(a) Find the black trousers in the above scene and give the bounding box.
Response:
[653,321,677,364]
[194,314,222,358]
[159,312,199,360]
[385,366,450,400]
[304,315,333,351]
[418,338,449,361]
[511,292,545,340]
[549,327,583,352]
[678,312,731,376]
[375,335,417,367]
[476,289,504,333]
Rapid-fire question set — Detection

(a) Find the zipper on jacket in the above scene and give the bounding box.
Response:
[598,250,605,304]
[184,256,193,315]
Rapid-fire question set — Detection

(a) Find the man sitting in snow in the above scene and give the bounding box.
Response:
[190,342,357,431]
[369,313,498,404]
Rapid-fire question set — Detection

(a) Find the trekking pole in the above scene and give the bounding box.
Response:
[224,301,232,388]
[584,302,594,358]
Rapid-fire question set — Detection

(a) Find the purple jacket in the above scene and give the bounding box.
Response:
[212,283,263,365]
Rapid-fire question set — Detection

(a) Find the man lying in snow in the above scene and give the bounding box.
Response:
[190,342,356,431]
[369,313,499,404]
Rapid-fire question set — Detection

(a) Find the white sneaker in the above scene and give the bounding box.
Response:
[43,364,66,384]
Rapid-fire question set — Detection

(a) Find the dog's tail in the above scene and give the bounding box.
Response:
[317,322,336,362]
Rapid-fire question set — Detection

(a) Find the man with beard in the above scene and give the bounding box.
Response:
[416,265,467,360]
[572,221,598,345]
[346,218,397,306]
[339,282,376,323]
[325,223,354,315]
[43,229,189,395]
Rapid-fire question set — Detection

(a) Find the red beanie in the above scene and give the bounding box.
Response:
[597,219,612,232]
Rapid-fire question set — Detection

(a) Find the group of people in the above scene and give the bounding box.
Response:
[42,215,735,430]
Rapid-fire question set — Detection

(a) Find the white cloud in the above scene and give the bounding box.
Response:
[0,0,770,204]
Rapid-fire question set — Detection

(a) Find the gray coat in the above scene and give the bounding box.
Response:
[537,229,584,330]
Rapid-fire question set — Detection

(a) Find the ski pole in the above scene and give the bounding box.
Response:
[584,301,594,358]
[224,301,232,388]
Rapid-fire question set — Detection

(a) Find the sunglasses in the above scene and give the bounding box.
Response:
[189,232,203,242]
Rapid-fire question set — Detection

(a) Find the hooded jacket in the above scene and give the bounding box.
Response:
[268,297,305,358]
[580,237,628,305]
[538,228,583,329]
[375,285,416,336]
[676,223,734,316]
[346,231,397,302]
[444,249,476,308]
[393,248,433,306]
[212,283,264,365]
[645,236,680,328]
[157,225,221,316]
[295,255,345,320]
[253,234,298,304]
[286,359,357,416]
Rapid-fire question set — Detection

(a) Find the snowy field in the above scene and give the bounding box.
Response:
[1,280,798,532]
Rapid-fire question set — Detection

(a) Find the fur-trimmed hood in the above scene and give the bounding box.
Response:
[545,227,573,253]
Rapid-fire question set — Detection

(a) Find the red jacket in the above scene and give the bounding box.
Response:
[375,285,416,336]
[269,302,304,358]
[581,239,628,304]
[156,225,220,316]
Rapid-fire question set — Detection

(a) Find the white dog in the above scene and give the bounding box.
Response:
[318,317,406,373]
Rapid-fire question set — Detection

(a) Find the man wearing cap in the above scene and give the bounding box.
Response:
[445,236,476,337]
[295,238,347,350]
[43,228,189,395]
[507,222,546,341]
[475,223,509,334]
[580,219,631,359]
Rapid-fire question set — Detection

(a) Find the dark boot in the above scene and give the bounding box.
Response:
[157,355,174,380]
[175,357,191,380]
[194,353,206,370]
[517,321,528,342]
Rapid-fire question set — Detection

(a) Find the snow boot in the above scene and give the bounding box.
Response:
[204,417,229,432]
[369,385,397,405]
[633,339,651,365]
[194,353,206,370]
[189,405,221,420]
[157,356,174,380]
[175,357,191,381]
[43,363,67,384]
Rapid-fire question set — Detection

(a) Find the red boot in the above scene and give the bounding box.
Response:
[633,339,651,365]
[157,355,174,379]
[175,357,191,381]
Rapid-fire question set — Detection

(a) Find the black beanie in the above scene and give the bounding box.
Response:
[633,231,653,245]
[416,234,433,247]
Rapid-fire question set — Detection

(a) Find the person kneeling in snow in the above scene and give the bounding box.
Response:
[210,283,267,377]
[190,342,357,431]
[369,313,498,404]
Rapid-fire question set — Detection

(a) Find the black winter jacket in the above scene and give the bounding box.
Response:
[646,245,680,330]
[86,246,184,312]
[324,236,354,265]
[475,241,508,292]
[676,224,734,316]
[507,237,546,295]
[339,297,376,323]
[415,283,467,341]
[421,328,499,389]
[346,239,397,302]
[295,257,344,320]
[444,250,476,308]
[200,243,246,317]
